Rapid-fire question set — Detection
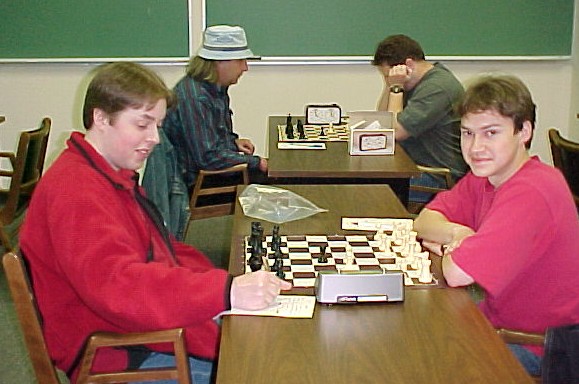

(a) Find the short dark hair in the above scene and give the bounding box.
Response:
[456,74,536,148]
[372,34,426,66]
[82,62,174,129]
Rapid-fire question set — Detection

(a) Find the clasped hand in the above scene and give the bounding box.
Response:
[422,224,475,257]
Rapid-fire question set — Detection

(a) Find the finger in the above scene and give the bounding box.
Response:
[279,279,293,290]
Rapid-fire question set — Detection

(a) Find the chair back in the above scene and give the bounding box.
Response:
[407,165,455,214]
[2,252,62,384]
[548,128,579,208]
[0,118,51,230]
[189,164,249,220]
[496,328,544,383]
[3,251,193,383]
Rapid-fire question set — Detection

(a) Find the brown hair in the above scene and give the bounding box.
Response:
[82,62,174,129]
[372,35,426,66]
[457,74,536,147]
[186,56,219,83]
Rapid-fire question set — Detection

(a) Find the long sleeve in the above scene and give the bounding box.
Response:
[164,76,260,186]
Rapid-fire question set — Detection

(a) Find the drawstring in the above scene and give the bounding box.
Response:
[70,136,175,261]
[132,175,175,259]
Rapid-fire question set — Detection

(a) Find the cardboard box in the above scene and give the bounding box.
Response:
[348,111,395,155]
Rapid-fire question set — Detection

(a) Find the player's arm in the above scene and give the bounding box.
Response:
[442,254,474,287]
[414,208,475,287]
[414,208,474,247]
[377,65,411,141]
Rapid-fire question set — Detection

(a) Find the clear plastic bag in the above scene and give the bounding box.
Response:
[238,184,328,224]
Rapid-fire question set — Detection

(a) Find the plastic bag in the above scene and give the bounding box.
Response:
[238,184,328,224]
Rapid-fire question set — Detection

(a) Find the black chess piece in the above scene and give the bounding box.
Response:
[248,248,263,272]
[285,114,294,139]
[271,235,281,253]
[297,119,306,139]
[318,245,328,263]
[273,255,285,279]
[319,125,326,136]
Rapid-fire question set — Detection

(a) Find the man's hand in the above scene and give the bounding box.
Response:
[235,138,255,154]
[444,224,475,254]
[388,64,412,88]
[421,239,445,256]
[258,158,268,172]
[230,270,292,311]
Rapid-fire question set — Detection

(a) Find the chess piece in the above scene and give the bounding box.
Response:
[285,114,294,139]
[271,235,281,253]
[297,119,306,139]
[272,250,285,279]
[248,248,263,272]
[317,245,328,263]
[271,225,281,252]
[419,260,433,283]
[319,125,326,136]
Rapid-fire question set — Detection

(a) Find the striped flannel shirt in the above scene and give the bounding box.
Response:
[163,76,261,186]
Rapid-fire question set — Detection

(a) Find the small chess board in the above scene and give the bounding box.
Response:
[278,124,350,142]
[244,234,437,289]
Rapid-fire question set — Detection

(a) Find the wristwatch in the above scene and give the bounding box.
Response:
[390,85,404,94]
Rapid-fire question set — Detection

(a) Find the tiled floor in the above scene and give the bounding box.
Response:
[0,215,233,383]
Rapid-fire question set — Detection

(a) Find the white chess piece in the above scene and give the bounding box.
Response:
[342,244,356,270]
[418,260,433,283]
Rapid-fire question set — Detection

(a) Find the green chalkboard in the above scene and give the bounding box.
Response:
[206,0,574,58]
[0,0,190,61]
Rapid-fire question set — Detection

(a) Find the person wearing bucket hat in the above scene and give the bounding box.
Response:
[162,25,267,189]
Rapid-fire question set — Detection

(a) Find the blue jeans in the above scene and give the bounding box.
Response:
[507,344,542,376]
[135,352,214,384]
[409,172,447,204]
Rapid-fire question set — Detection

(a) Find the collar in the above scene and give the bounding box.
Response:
[68,131,138,191]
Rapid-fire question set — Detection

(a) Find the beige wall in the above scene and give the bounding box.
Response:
[0,3,577,169]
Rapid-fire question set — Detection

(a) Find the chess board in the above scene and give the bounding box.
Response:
[244,234,437,289]
[278,124,350,142]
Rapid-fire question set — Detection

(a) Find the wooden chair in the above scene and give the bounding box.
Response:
[188,164,249,221]
[2,252,192,384]
[0,118,51,251]
[548,128,579,210]
[407,165,455,214]
[496,328,545,383]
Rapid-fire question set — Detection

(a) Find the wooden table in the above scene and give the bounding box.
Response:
[217,185,533,384]
[267,116,421,206]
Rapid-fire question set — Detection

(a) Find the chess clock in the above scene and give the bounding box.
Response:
[305,104,342,125]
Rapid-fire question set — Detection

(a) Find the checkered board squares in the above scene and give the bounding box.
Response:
[245,234,435,287]
[278,125,350,142]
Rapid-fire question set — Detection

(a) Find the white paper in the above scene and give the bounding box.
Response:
[218,295,316,319]
[341,217,413,231]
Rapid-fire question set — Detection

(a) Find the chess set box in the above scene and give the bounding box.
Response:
[347,111,395,156]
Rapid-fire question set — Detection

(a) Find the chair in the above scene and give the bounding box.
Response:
[496,328,545,383]
[2,252,192,384]
[0,118,51,251]
[407,165,455,214]
[548,128,579,210]
[188,164,249,221]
